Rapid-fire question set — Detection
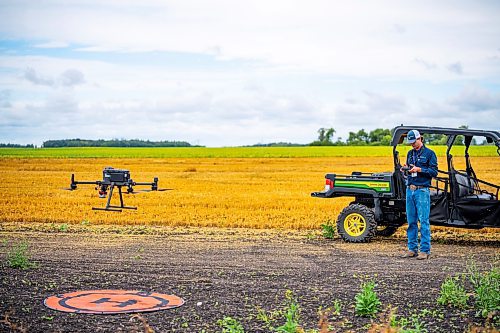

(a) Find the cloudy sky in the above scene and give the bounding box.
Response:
[1,1,499,146]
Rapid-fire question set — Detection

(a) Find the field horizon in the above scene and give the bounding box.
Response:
[1,145,498,158]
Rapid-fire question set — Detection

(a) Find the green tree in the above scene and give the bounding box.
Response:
[311,127,336,146]
[347,129,369,145]
[317,128,326,142]
[325,128,336,143]
[368,128,391,145]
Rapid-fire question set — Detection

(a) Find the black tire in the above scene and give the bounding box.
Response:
[337,203,377,243]
[375,225,399,237]
[376,225,398,237]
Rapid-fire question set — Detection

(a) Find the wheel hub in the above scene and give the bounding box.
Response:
[344,213,366,236]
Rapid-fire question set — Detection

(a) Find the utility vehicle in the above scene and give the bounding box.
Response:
[311,126,500,242]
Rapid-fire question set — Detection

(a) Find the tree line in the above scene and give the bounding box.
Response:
[311,127,393,146]
[0,143,35,148]
[310,125,475,146]
[41,139,197,148]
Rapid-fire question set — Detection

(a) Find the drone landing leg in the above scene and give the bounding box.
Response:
[112,186,137,211]
[92,185,137,212]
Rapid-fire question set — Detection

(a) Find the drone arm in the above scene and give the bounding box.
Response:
[69,173,102,190]
[131,177,159,190]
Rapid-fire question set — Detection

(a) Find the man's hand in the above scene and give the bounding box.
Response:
[400,165,410,172]
[409,165,421,173]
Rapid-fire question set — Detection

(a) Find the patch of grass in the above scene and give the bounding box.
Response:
[355,281,382,317]
[6,241,36,269]
[437,276,469,309]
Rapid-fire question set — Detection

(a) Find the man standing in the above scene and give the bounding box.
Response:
[401,129,438,260]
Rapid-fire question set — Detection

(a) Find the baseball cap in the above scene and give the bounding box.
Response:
[406,130,421,144]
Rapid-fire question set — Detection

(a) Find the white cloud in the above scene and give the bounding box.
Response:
[1,1,499,78]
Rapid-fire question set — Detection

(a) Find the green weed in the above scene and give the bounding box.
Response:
[437,276,469,309]
[217,316,245,333]
[355,281,381,317]
[6,241,36,269]
[467,260,500,319]
[320,220,335,239]
[391,313,428,333]
[256,290,303,332]
[275,292,300,332]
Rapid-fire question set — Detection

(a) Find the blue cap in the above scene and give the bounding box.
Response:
[407,130,421,144]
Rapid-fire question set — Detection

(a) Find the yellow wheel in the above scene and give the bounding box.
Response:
[337,203,376,242]
[344,213,367,237]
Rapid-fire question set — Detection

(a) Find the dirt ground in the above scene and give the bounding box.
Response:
[0,227,499,333]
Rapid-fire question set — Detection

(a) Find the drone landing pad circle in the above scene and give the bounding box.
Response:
[44,290,184,314]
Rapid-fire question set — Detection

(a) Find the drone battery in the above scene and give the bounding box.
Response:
[103,168,130,183]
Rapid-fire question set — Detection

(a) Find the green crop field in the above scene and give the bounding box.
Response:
[0,145,498,158]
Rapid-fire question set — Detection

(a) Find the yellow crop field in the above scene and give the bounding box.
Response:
[0,155,499,229]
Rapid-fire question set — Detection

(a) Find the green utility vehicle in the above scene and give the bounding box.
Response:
[311,126,500,242]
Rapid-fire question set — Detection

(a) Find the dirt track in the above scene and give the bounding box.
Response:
[0,228,499,332]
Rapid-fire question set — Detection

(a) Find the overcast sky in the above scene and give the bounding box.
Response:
[1,1,499,146]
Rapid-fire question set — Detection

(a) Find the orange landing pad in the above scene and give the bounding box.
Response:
[44,290,184,314]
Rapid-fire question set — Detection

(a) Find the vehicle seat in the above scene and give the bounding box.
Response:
[454,173,473,197]
[455,173,494,200]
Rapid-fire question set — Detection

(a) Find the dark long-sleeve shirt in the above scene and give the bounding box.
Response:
[405,145,438,187]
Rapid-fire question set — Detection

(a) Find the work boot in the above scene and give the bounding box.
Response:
[401,251,417,258]
[417,253,430,260]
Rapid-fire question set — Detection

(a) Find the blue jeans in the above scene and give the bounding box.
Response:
[406,187,431,254]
